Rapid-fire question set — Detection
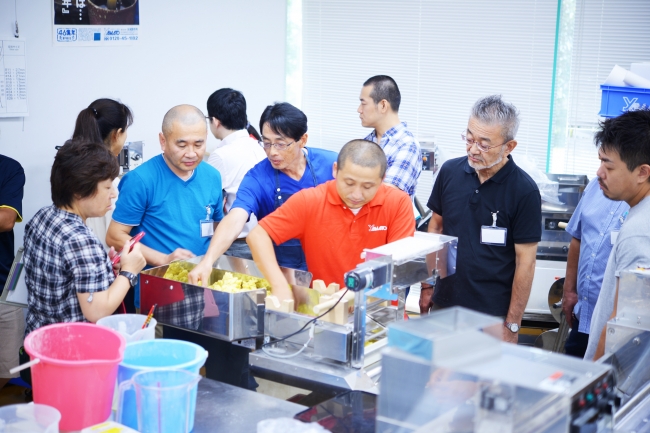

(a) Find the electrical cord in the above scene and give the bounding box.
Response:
[262,322,315,359]
[261,288,350,348]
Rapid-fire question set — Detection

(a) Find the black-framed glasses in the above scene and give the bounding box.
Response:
[461,133,508,153]
[262,140,295,151]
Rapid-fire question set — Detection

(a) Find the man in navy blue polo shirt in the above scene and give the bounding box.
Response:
[419,95,541,344]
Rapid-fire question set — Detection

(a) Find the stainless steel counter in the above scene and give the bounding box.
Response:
[193,377,307,432]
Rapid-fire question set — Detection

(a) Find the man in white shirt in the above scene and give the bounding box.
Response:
[206,88,266,259]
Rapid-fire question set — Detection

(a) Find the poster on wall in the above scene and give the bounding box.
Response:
[52,0,139,46]
[0,40,28,118]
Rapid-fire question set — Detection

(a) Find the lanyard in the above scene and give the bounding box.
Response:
[273,149,317,209]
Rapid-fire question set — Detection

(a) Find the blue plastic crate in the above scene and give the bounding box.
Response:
[600,85,650,118]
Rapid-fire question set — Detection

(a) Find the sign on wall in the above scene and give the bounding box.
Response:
[52,0,140,46]
[0,40,28,118]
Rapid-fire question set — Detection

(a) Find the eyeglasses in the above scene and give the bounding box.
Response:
[461,133,508,153]
[261,140,295,151]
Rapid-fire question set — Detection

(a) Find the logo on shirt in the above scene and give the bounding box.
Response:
[368,224,387,232]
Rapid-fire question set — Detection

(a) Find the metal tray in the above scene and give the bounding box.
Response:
[139,255,311,342]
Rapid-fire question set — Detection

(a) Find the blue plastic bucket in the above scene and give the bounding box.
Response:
[118,339,207,431]
[117,369,201,433]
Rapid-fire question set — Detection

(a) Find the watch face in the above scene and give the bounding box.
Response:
[505,322,519,333]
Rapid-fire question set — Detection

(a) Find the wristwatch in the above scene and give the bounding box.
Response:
[119,271,138,288]
[504,321,520,333]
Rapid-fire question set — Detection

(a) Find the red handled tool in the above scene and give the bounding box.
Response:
[142,304,157,329]
[111,232,146,266]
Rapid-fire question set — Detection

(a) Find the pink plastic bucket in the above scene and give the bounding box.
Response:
[24,322,126,431]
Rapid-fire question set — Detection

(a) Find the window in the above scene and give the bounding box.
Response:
[292,0,557,204]
[549,0,650,176]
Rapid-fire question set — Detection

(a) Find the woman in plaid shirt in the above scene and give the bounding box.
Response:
[23,139,146,335]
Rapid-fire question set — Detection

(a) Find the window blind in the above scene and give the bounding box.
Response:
[299,0,557,205]
[550,0,650,176]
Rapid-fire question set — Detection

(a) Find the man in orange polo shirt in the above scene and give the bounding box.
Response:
[247,139,415,302]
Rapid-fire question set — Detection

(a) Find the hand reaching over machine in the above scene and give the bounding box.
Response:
[247,225,295,306]
[188,258,212,287]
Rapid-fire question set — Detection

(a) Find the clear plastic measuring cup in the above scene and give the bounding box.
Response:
[0,403,61,433]
[96,314,157,343]
[117,369,201,433]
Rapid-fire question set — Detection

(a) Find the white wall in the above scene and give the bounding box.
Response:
[0,0,287,249]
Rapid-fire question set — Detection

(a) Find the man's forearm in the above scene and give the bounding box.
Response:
[203,209,248,264]
[594,281,620,360]
[507,244,537,324]
[564,237,581,295]
[507,269,534,323]
[107,222,166,267]
[247,226,291,298]
[427,212,443,235]
[422,212,443,289]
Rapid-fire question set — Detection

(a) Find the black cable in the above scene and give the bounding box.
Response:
[262,288,350,348]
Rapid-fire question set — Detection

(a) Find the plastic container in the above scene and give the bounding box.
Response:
[117,339,207,431]
[0,403,61,433]
[599,85,650,118]
[23,323,126,432]
[117,369,201,433]
[96,314,157,343]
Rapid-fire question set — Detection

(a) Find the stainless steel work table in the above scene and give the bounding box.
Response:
[193,377,307,432]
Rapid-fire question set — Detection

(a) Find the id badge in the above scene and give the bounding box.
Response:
[200,220,214,238]
[481,226,507,246]
[610,230,619,246]
[481,211,507,246]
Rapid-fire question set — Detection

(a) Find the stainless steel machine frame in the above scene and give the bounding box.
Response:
[537,173,588,262]
[377,307,618,433]
[597,269,650,432]
[139,255,311,342]
[251,233,458,393]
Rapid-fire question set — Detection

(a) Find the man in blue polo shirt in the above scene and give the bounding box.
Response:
[107,104,224,328]
[419,95,541,344]
[561,178,628,358]
[188,102,337,289]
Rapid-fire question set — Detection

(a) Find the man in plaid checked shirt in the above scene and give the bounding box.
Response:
[358,75,421,197]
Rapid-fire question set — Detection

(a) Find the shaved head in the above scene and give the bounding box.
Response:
[162,104,206,138]
[337,139,387,178]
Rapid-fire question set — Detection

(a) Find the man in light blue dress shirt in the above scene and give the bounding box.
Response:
[562,177,629,357]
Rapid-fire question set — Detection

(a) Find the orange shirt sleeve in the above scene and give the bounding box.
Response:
[387,191,416,243]
[257,190,309,245]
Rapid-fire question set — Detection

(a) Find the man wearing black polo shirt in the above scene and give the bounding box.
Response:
[419,95,541,344]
